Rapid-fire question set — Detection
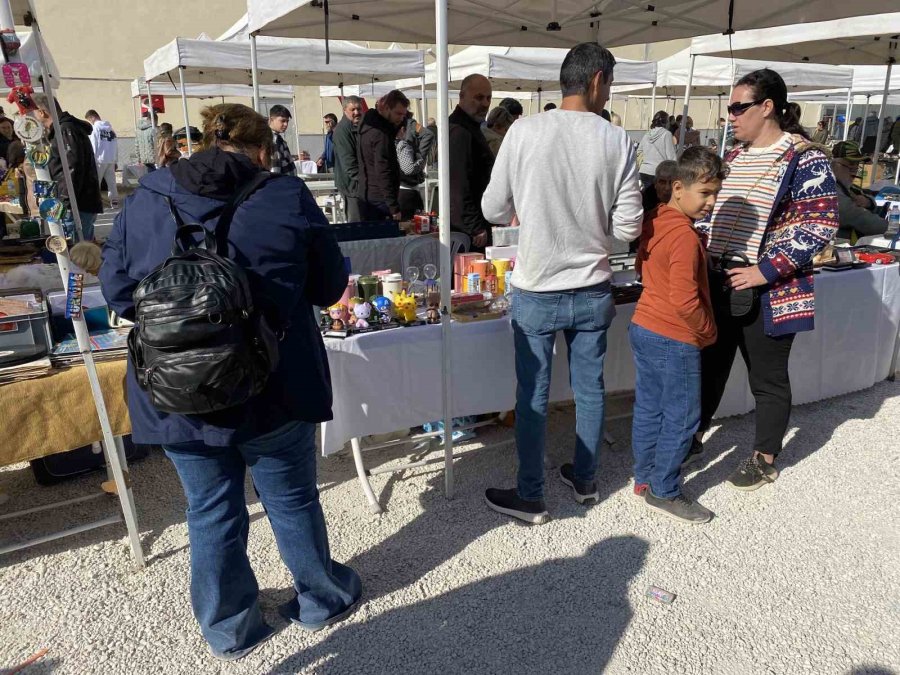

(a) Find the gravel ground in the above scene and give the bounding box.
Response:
[1,381,898,675]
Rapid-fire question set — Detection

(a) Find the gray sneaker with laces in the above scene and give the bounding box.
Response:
[727,455,779,491]
[644,491,713,524]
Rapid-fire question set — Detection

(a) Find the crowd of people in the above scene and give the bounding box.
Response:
[83,37,893,662]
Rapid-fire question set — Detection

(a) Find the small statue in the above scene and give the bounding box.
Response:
[328,303,347,331]
[425,302,441,324]
[353,301,372,329]
[347,296,364,325]
[393,289,418,323]
[371,295,393,324]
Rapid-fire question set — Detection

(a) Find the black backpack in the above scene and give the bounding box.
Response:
[128,172,280,415]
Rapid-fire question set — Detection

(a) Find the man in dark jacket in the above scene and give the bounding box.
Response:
[449,74,494,249]
[357,89,409,220]
[33,93,103,241]
[333,96,363,221]
[100,103,360,661]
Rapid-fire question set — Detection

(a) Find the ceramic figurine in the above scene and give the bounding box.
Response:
[328,303,347,331]
[393,290,418,323]
[347,296,364,325]
[371,295,393,324]
[353,301,372,329]
[425,302,441,324]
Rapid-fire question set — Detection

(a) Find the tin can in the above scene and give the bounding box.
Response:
[466,272,481,294]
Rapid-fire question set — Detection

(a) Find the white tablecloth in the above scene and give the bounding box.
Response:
[321,264,900,455]
[339,235,423,276]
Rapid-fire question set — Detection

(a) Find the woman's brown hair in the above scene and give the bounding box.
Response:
[200,103,273,159]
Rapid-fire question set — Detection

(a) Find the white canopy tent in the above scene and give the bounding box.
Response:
[247,0,899,504]
[691,13,900,181]
[2,31,60,89]
[129,78,291,100]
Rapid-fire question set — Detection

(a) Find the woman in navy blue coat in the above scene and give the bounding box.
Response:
[100,104,361,661]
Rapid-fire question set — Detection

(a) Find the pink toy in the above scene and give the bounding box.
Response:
[353,301,372,329]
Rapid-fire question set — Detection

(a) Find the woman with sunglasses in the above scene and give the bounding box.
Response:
[693,69,839,491]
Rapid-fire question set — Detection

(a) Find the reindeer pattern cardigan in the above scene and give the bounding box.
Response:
[696,133,839,337]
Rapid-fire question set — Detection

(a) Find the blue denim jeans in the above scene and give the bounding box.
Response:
[164,421,361,659]
[629,323,702,498]
[511,283,615,501]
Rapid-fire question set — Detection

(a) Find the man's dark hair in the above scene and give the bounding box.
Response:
[676,146,728,186]
[559,42,616,97]
[543,102,557,111]
[600,109,611,122]
[343,95,363,109]
[498,97,523,117]
[323,112,338,124]
[382,89,411,110]
[85,109,100,119]
[269,104,292,120]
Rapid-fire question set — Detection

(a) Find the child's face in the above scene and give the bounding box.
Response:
[671,177,722,221]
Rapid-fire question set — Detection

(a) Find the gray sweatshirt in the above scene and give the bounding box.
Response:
[638,127,677,176]
[481,109,643,292]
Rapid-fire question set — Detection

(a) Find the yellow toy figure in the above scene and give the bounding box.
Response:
[393,290,418,323]
[327,303,348,331]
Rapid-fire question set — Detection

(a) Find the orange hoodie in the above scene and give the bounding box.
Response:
[633,204,717,348]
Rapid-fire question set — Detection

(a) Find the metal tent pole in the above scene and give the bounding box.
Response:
[177,67,192,156]
[678,53,696,150]
[421,75,428,122]
[145,79,156,129]
[649,83,656,128]
[843,87,853,141]
[860,95,871,143]
[292,89,302,157]
[27,4,144,568]
[720,70,735,159]
[537,87,542,111]
[623,96,628,128]
[435,0,454,499]
[250,32,261,113]
[869,61,894,187]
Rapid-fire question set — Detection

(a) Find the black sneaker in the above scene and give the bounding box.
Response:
[559,463,599,504]
[484,488,550,525]
[682,437,704,467]
[644,491,713,524]
[727,455,779,491]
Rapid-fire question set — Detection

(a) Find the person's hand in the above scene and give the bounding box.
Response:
[853,193,872,209]
[726,265,767,291]
[473,230,488,248]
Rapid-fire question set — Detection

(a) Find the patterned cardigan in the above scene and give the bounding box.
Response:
[696,135,839,337]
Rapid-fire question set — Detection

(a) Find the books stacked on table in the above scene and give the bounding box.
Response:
[50,328,130,367]
[0,356,51,384]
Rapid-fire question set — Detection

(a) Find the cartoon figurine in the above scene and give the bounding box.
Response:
[347,296,363,325]
[393,290,418,323]
[353,301,372,329]
[328,303,347,331]
[371,295,393,324]
[425,302,441,324]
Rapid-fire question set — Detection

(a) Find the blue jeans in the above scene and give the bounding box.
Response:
[511,283,615,501]
[629,323,702,498]
[164,421,361,659]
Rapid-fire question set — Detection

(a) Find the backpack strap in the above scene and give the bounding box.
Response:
[213,171,276,256]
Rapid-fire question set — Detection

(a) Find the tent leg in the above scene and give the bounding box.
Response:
[537,87,542,112]
[720,83,734,158]
[623,97,628,129]
[678,54,696,150]
[649,84,656,129]
[146,79,156,130]
[843,88,853,141]
[178,68,192,157]
[350,438,383,514]
[421,75,428,122]
[434,0,454,500]
[292,89,302,157]
[869,62,893,188]
[250,32,261,113]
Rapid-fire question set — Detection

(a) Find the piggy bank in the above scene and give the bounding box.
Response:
[393,290,418,323]
[371,295,393,324]
[353,301,372,329]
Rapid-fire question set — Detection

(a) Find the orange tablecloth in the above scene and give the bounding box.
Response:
[0,359,131,467]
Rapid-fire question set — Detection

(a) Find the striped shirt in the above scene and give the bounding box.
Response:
[706,132,793,263]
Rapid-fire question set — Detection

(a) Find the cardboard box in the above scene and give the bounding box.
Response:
[485,245,518,260]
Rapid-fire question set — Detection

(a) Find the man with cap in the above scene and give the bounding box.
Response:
[830,141,887,243]
[268,104,296,176]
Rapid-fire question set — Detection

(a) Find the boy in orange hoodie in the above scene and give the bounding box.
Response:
[629,147,726,524]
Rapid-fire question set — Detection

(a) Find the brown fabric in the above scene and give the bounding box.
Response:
[0,359,131,467]
[633,204,717,348]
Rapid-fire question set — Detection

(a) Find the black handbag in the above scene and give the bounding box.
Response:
[710,251,758,318]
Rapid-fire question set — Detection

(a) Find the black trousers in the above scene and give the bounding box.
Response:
[398,188,423,221]
[699,293,796,456]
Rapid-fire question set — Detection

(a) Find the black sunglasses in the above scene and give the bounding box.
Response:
[726,99,766,116]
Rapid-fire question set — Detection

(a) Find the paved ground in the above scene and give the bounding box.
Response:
[1,381,898,675]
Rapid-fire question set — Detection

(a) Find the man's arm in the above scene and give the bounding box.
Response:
[370,130,400,214]
[609,140,644,242]
[449,124,490,238]
[417,123,435,164]
[838,189,888,238]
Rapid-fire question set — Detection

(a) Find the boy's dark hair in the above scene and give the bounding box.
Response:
[676,146,728,186]
[269,104,292,120]
[498,97,524,117]
[560,42,616,97]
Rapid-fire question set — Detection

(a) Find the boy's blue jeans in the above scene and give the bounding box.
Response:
[164,421,361,659]
[511,283,615,501]
[629,323,702,498]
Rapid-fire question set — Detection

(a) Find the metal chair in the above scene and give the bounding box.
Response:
[401,232,470,273]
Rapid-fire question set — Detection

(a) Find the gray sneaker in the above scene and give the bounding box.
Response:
[644,491,713,524]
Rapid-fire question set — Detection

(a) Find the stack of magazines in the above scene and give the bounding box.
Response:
[0,357,51,385]
[50,328,130,367]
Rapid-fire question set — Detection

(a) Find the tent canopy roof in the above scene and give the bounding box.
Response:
[143,35,423,86]
[690,13,900,66]
[247,0,893,48]
[130,78,292,100]
[611,47,853,98]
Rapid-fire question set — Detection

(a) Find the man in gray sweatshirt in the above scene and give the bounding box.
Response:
[481,42,643,524]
